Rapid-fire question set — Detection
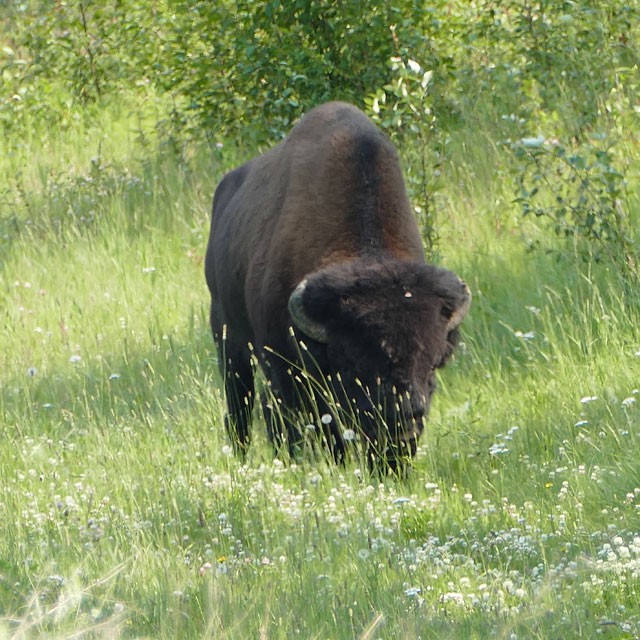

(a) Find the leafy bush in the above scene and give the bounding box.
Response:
[458,0,640,136]
[365,57,442,253]
[512,134,637,273]
[3,1,638,142]
[146,0,433,143]
[2,0,638,269]
[0,1,153,139]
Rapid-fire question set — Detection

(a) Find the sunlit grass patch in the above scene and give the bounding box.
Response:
[1,82,640,638]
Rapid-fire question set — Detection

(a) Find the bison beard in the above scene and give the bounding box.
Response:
[205,101,470,472]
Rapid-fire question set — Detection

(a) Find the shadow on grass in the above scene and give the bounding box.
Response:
[1,314,223,440]
[5,235,637,452]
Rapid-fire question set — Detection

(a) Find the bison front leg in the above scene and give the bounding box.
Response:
[382,438,418,477]
[260,385,306,460]
[258,354,308,459]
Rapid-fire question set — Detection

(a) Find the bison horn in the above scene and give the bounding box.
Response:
[288,279,329,343]
[446,280,472,332]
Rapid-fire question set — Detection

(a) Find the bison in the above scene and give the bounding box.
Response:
[205,102,470,470]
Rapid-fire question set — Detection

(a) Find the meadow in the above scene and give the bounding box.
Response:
[2,3,640,638]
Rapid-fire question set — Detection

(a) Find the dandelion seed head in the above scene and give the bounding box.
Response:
[321,413,333,425]
[441,591,464,605]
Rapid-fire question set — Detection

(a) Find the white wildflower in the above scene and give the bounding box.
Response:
[441,592,464,605]
[489,442,509,455]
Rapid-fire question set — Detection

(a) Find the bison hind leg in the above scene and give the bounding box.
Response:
[217,337,255,456]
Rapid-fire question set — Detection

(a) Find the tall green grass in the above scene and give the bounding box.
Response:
[1,92,640,639]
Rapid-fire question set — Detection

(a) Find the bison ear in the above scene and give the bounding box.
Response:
[432,270,471,332]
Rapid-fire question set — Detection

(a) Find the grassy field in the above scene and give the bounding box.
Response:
[1,87,640,639]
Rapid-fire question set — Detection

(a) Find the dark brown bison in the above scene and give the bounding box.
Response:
[205,102,470,469]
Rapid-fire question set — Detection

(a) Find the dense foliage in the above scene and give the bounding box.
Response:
[3,1,638,136]
[2,0,639,261]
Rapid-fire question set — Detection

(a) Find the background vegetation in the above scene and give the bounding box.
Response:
[1,1,640,638]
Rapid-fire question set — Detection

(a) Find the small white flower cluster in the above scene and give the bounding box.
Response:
[489,427,519,456]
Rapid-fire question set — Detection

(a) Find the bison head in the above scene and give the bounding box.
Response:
[288,258,471,464]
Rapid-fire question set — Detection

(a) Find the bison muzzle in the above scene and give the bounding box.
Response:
[205,102,470,470]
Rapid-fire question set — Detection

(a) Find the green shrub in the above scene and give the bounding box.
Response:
[512,133,637,274]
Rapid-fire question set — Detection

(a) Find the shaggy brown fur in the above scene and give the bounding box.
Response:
[205,102,470,469]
